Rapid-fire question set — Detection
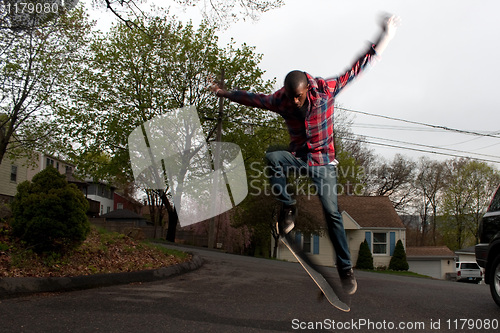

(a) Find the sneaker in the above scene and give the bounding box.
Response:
[277,204,296,235]
[339,268,357,295]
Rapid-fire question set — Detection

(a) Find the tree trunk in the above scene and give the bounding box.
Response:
[166,208,178,242]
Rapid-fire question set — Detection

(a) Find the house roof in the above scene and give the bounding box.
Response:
[455,246,476,254]
[298,195,405,229]
[114,191,144,207]
[406,246,456,258]
[100,209,145,220]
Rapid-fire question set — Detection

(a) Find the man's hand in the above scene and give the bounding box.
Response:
[381,14,401,41]
[374,14,401,55]
[208,81,226,97]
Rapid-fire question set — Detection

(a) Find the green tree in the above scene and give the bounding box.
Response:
[57,12,276,242]
[441,158,500,249]
[356,240,373,270]
[389,240,409,271]
[0,6,92,165]
[11,166,90,253]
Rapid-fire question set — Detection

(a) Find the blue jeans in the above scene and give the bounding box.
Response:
[266,150,352,271]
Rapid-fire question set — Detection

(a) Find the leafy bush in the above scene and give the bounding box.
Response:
[11,166,90,253]
[356,240,374,269]
[0,202,12,224]
[389,240,409,271]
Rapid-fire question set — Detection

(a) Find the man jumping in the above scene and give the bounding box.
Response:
[210,15,400,295]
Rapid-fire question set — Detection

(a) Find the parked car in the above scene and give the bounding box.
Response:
[455,261,482,283]
[475,184,500,307]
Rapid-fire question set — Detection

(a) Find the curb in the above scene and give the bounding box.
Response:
[0,254,203,299]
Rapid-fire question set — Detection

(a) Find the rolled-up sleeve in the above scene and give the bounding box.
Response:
[227,88,284,113]
[327,44,379,97]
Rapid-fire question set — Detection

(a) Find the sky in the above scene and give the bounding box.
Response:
[87,0,500,167]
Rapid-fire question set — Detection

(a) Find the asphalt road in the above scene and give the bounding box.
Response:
[0,245,498,333]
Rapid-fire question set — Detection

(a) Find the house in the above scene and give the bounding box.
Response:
[0,151,124,217]
[98,208,149,226]
[273,195,407,268]
[81,179,115,216]
[0,155,29,203]
[0,152,75,203]
[114,191,143,214]
[406,246,456,280]
[455,246,477,263]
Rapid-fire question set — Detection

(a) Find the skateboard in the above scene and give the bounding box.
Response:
[279,229,350,312]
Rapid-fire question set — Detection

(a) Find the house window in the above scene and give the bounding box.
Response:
[87,184,97,195]
[46,158,54,168]
[373,232,388,254]
[106,206,111,213]
[10,165,18,182]
[293,232,319,254]
[117,203,124,210]
[303,234,312,253]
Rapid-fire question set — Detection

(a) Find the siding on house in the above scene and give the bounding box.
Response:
[274,195,406,268]
[406,246,456,279]
[0,156,29,200]
[1,152,76,202]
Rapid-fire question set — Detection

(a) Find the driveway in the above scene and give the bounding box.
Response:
[0,244,497,332]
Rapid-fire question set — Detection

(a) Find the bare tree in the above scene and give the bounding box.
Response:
[92,0,284,29]
[415,157,447,245]
[364,154,416,211]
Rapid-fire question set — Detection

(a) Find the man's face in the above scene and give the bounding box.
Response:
[285,82,309,109]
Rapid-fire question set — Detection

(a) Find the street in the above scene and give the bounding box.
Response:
[0,245,498,332]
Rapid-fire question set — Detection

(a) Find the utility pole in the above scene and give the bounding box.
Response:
[208,68,224,249]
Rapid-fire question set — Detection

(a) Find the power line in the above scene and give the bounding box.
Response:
[337,107,500,139]
[342,137,500,164]
[352,123,444,133]
[203,113,500,164]
[358,134,500,161]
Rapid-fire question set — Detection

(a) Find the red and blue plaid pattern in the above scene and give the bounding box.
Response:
[228,45,378,166]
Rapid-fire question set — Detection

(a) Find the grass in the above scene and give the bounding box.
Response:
[358,268,432,279]
[143,242,191,261]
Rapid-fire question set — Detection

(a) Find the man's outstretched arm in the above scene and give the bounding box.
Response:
[328,14,400,96]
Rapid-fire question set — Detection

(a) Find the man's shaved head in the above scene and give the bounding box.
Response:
[284,70,308,91]
[284,70,309,109]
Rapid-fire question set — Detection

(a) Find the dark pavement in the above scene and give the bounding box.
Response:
[0,244,498,332]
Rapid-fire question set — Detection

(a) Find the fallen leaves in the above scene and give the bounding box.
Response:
[0,226,190,278]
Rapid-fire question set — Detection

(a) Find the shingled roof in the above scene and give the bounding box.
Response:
[298,195,405,229]
[406,246,456,258]
[100,209,144,220]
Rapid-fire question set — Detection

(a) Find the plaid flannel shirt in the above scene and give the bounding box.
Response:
[227,44,378,166]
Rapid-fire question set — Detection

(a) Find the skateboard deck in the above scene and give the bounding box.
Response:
[280,231,350,312]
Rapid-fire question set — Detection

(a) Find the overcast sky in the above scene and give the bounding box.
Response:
[89,0,500,167]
